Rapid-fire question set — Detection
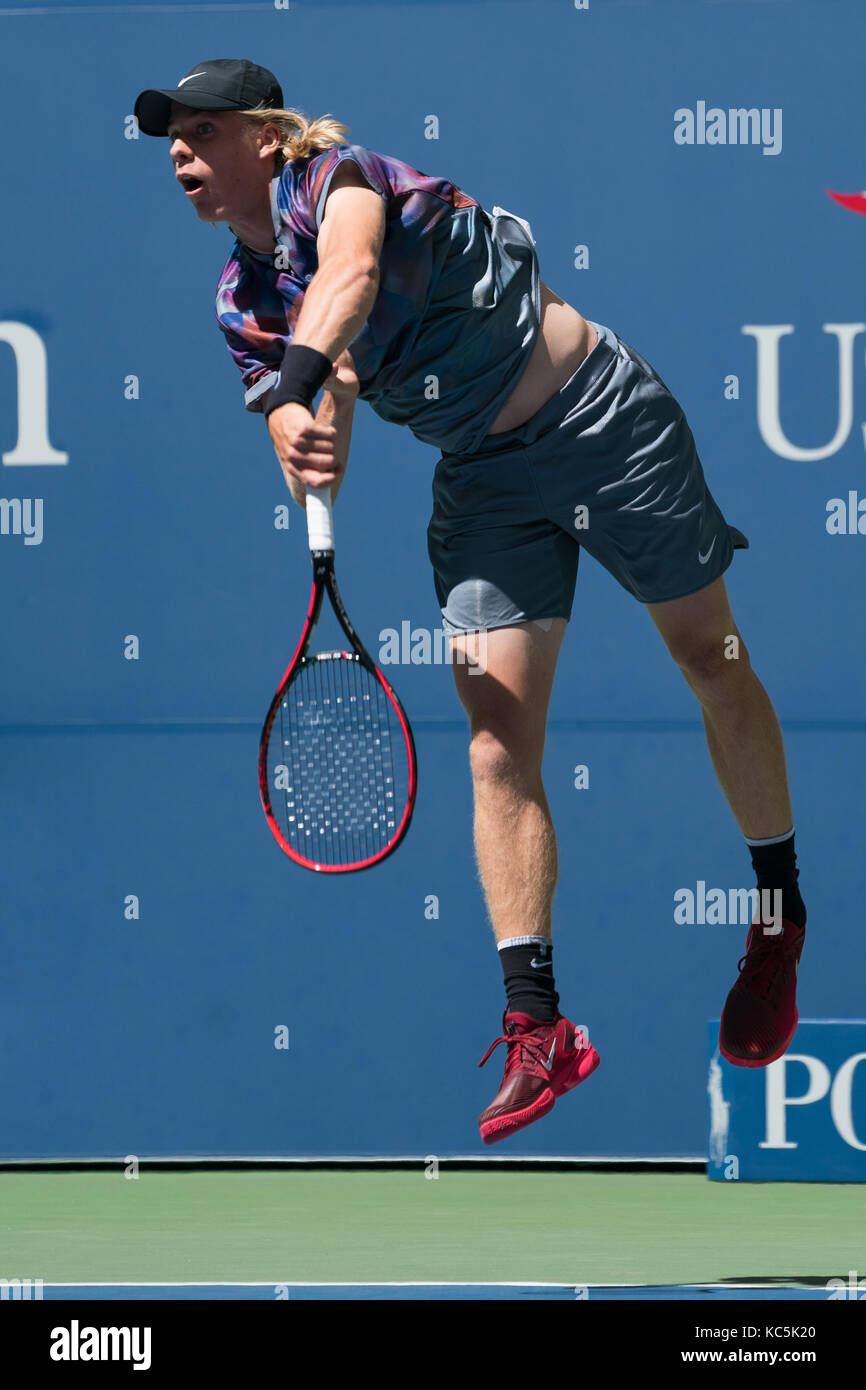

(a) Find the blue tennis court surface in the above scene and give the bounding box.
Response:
[37,1283,832,1301]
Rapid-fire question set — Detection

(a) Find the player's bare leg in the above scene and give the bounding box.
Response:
[451,619,599,1143]
[647,574,807,1067]
[450,619,565,946]
[647,575,792,839]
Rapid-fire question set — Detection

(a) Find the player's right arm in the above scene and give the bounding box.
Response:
[268,346,360,506]
[265,161,382,491]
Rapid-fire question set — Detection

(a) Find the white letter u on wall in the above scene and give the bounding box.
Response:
[742,322,865,461]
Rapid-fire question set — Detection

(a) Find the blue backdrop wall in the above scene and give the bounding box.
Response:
[1,0,864,1158]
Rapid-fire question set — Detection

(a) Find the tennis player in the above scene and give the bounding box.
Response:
[135,60,808,1144]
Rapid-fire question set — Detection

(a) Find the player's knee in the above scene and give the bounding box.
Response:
[468,726,541,786]
[674,633,752,696]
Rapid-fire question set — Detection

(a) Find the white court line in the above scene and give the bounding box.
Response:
[0,1154,704,1164]
[0,4,274,14]
[44,1280,809,1290]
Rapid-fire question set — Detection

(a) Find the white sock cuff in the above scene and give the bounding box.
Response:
[745,827,795,847]
[496,935,551,952]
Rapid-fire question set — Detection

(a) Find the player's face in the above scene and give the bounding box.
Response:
[167,106,270,225]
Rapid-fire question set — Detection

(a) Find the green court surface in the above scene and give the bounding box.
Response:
[1,1170,862,1288]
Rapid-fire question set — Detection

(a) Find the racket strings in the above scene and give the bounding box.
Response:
[271,654,409,868]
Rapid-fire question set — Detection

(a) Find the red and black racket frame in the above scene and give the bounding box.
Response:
[258,550,418,872]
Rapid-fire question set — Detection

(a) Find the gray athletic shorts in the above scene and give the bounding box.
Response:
[427,320,748,634]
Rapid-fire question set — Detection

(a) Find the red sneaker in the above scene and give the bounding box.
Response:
[478,1010,600,1145]
[719,917,806,1068]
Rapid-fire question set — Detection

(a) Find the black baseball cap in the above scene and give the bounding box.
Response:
[135,58,284,137]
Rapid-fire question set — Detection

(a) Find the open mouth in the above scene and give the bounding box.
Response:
[179,175,205,196]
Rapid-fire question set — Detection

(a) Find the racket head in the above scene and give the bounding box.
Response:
[258,644,417,873]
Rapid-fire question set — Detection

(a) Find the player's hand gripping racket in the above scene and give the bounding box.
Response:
[258,486,417,872]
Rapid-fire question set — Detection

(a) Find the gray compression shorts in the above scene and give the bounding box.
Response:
[427,320,748,634]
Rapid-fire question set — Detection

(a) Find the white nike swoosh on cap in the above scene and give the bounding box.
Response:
[698,536,717,564]
[177,72,208,87]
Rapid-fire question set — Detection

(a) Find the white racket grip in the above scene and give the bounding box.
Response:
[305,485,334,552]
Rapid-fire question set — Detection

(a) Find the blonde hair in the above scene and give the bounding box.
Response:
[240,105,350,164]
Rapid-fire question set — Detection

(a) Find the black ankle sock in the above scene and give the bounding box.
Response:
[498,937,558,1021]
[746,829,806,930]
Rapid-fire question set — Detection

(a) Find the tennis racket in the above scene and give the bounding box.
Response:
[258,485,417,872]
